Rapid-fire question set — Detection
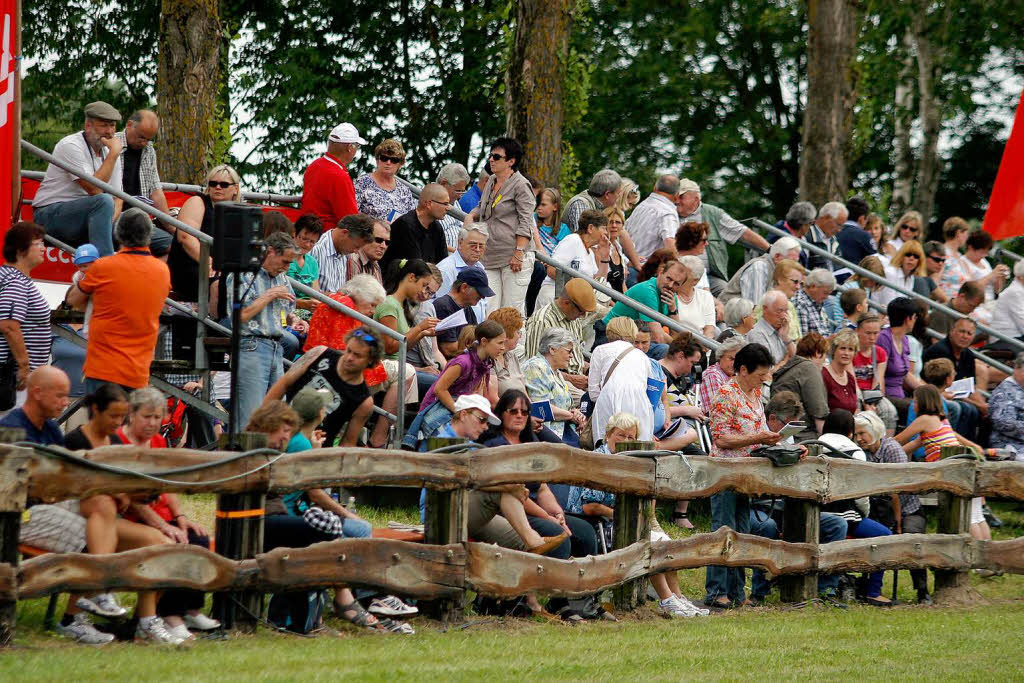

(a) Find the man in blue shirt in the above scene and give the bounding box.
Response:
[835,196,876,265]
[0,365,69,445]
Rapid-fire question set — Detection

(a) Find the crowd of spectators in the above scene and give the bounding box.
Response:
[3,103,1021,642]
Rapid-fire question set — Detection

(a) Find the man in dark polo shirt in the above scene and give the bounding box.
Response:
[922,316,988,439]
[433,269,494,359]
[380,183,451,271]
[0,365,69,445]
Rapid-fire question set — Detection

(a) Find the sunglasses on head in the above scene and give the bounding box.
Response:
[378,155,404,164]
[350,330,378,344]
[208,180,235,189]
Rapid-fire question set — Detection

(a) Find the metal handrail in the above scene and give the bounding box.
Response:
[750,218,1024,354]
[533,251,722,352]
[20,170,302,205]
[20,139,212,245]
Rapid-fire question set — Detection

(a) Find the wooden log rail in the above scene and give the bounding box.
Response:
[12,442,1024,503]
[4,531,1022,603]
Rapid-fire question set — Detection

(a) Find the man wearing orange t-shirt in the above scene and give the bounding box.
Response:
[300,123,366,228]
[67,208,171,393]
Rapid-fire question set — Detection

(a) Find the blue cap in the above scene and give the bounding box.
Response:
[456,267,494,298]
[73,244,100,266]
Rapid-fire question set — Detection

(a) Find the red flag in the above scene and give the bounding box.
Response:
[0,0,16,229]
[983,89,1024,240]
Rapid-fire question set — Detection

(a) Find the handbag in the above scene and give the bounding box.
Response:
[578,345,635,450]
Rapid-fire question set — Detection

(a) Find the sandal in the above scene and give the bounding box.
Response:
[336,600,416,634]
[672,511,695,530]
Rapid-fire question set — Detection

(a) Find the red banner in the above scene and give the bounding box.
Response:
[0,0,16,229]
[983,88,1024,241]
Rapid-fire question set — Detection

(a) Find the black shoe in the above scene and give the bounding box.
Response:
[982,505,1003,528]
[917,590,933,606]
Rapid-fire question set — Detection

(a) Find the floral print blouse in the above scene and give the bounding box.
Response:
[523,354,573,438]
[708,377,766,458]
[354,174,418,223]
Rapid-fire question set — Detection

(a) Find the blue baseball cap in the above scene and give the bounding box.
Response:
[73,244,100,266]
[455,267,494,298]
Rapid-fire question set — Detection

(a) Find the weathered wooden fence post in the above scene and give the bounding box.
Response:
[0,428,28,646]
[933,445,974,603]
[211,432,267,632]
[779,445,821,603]
[422,436,468,623]
[612,440,655,611]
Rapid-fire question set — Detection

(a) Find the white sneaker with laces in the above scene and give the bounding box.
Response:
[183,613,221,631]
[76,593,128,618]
[56,613,115,645]
[658,597,693,619]
[673,595,710,617]
[367,595,418,617]
[135,617,186,645]
[167,623,194,642]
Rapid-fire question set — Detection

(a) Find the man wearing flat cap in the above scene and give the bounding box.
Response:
[524,277,596,401]
[33,101,124,256]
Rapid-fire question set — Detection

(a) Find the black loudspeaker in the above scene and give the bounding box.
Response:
[213,202,265,271]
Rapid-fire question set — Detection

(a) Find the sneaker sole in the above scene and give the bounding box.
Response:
[367,607,418,617]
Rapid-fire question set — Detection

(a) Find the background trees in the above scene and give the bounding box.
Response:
[20,0,1024,229]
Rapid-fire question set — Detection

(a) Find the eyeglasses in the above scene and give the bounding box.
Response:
[505,408,529,416]
[787,277,804,288]
[208,180,236,189]
[464,241,486,250]
[468,411,489,425]
[431,199,452,208]
[378,155,404,164]
[489,153,506,161]
[374,237,391,245]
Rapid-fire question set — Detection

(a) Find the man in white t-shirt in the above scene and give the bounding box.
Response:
[625,174,680,261]
[32,101,124,256]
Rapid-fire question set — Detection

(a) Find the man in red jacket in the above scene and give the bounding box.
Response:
[300,122,367,228]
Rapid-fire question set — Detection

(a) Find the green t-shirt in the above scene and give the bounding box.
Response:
[603,277,677,325]
[374,295,409,360]
[287,253,320,298]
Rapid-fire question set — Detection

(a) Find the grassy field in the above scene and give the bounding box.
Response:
[4,498,1023,681]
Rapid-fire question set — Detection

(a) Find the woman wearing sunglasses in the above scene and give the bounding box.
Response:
[171,164,241,304]
[464,137,536,315]
[889,210,924,252]
[353,138,417,223]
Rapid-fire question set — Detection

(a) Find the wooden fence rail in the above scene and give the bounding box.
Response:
[1,441,1022,642]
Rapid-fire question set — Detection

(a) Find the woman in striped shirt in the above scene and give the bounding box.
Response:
[0,222,52,408]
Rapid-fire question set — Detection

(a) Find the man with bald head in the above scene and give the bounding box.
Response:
[380,182,451,271]
[0,366,71,445]
[115,110,172,256]
[747,290,795,369]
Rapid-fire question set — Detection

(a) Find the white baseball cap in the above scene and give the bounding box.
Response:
[328,122,368,145]
[453,394,500,425]
[679,178,701,195]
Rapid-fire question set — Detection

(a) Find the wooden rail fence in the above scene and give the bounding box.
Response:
[0,441,1022,642]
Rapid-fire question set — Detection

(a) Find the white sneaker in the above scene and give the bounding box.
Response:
[183,613,221,631]
[167,623,194,642]
[673,595,710,617]
[367,595,418,617]
[658,597,694,619]
[77,593,128,618]
[56,613,115,645]
[135,617,186,645]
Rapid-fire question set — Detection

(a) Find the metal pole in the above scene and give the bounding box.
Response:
[750,218,1024,354]
[533,251,723,352]
[20,139,212,244]
[396,340,407,444]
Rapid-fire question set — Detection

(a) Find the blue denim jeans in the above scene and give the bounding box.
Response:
[817,512,848,594]
[341,516,372,538]
[749,509,778,600]
[704,490,750,604]
[34,195,116,256]
[748,509,848,599]
[234,336,284,430]
[848,517,892,597]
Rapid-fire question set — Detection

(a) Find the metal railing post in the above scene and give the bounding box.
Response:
[750,218,1024,354]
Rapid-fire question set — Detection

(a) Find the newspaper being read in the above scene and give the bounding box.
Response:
[948,377,974,399]
[434,308,468,332]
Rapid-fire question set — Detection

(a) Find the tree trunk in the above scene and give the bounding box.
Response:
[890,28,916,220]
[912,18,941,228]
[798,0,863,207]
[505,0,576,186]
[157,0,221,184]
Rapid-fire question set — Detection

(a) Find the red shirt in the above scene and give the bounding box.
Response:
[852,345,887,391]
[118,428,174,522]
[822,366,858,414]
[300,154,358,228]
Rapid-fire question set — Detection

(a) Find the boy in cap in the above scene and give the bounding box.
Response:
[62,244,101,338]
[33,101,124,256]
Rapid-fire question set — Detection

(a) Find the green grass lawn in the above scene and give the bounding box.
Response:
[5,498,1023,681]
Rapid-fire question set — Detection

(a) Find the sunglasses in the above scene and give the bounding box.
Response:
[349,330,378,345]
[374,237,391,245]
[900,225,920,233]
[928,255,946,263]
[505,408,529,416]
[378,155,404,164]
[208,180,235,189]
[489,153,506,161]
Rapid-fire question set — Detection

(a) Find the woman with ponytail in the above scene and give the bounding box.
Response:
[401,320,507,449]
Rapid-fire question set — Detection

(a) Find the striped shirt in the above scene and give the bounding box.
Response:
[0,265,52,368]
[794,289,830,337]
[523,301,587,374]
[439,215,462,252]
[114,131,161,199]
[921,419,959,463]
[310,229,349,294]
